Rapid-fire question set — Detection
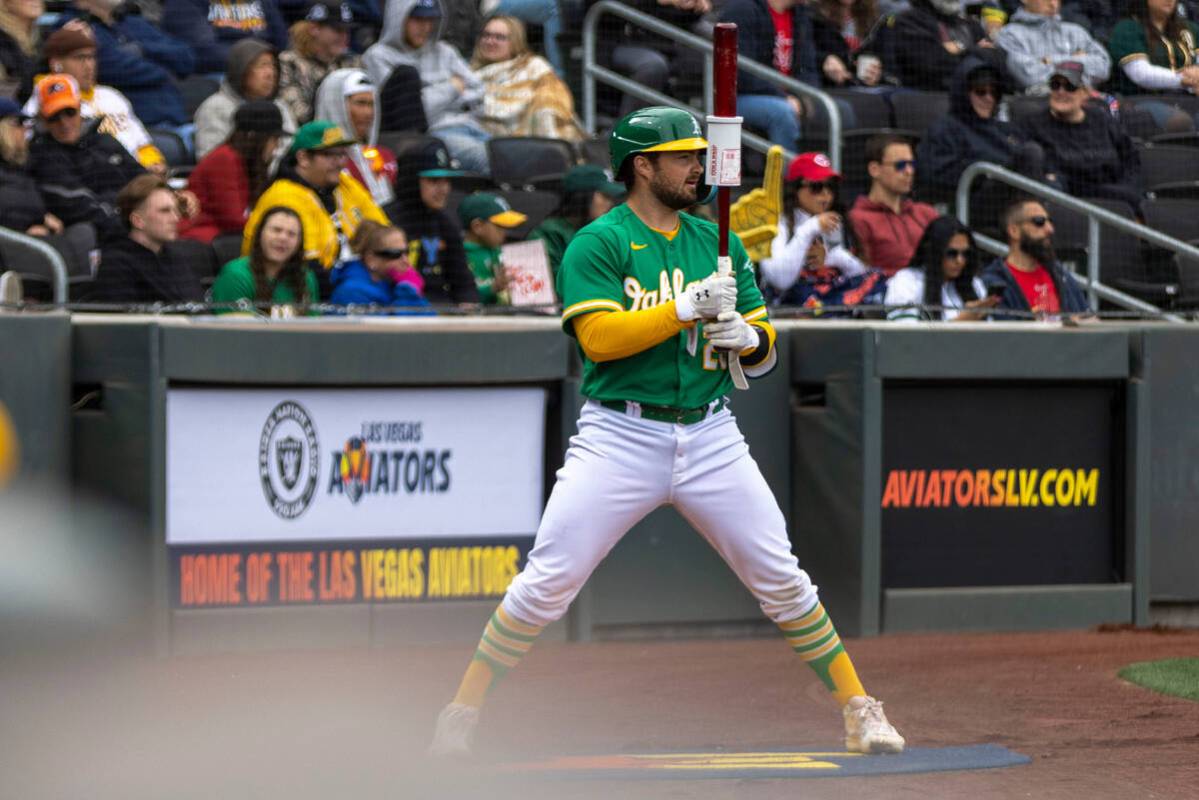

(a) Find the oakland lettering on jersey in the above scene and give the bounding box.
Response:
[625,268,691,310]
[881,468,1100,509]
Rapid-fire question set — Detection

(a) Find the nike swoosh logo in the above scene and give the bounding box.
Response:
[631,242,648,251]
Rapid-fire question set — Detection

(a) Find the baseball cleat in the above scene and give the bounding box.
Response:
[843,695,905,754]
[428,702,480,757]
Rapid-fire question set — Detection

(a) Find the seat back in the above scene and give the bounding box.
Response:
[891,91,950,139]
[149,128,192,168]
[487,137,576,189]
[1137,144,1199,192]
[496,189,562,239]
[179,76,219,121]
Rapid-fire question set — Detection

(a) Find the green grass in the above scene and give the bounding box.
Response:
[1118,658,1199,701]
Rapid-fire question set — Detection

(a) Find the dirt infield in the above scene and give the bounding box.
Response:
[5,627,1198,799]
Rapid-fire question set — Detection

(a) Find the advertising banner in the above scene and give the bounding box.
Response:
[881,383,1121,589]
[166,387,546,607]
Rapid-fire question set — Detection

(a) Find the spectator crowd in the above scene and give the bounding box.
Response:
[0,0,1196,319]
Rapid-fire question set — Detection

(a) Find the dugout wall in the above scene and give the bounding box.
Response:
[44,316,1197,653]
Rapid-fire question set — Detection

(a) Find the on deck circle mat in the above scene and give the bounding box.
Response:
[502,744,1030,779]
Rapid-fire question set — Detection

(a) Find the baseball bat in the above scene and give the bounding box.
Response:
[710,23,749,390]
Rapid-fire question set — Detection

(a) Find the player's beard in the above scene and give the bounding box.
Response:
[649,169,698,211]
[1020,231,1056,266]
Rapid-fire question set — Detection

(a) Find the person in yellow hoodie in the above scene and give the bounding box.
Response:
[243,120,388,286]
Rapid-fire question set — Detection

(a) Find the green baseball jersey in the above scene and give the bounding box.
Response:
[464,240,507,305]
[558,204,769,408]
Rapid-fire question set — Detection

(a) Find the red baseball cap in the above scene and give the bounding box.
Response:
[786,152,840,183]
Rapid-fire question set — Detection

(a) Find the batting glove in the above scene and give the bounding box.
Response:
[703,310,760,353]
[675,273,738,322]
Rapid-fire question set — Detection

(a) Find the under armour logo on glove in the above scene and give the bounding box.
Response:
[676,273,737,322]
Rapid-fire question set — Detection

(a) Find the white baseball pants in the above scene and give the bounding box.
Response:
[503,400,819,627]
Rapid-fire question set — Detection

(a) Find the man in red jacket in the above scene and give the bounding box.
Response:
[848,133,938,276]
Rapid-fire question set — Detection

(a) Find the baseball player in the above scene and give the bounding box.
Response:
[429,107,904,757]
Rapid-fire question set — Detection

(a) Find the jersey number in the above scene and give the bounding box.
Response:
[702,342,728,372]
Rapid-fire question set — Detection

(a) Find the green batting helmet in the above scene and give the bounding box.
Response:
[609,107,709,175]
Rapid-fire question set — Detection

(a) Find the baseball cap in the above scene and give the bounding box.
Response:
[406,139,464,177]
[409,0,442,18]
[289,120,356,153]
[43,26,95,60]
[36,74,81,119]
[458,193,527,228]
[341,70,374,98]
[786,152,840,183]
[0,97,26,121]
[234,100,285,134]
[563,164,625,197]
[304,0,353,27]
[1050,61,1088,89]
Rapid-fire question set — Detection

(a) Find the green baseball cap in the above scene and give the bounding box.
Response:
[289,120,356,154]
[457,193,528,228]
[563,164,625,197]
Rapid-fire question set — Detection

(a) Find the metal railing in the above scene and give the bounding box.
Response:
[0,226,69,305]
[582,0,842,171]
[957,162,1199,321]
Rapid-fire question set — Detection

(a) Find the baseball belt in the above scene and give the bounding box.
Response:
[599,397,729,425]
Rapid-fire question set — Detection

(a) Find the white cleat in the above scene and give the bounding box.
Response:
[428,702,480,757]
[843,695,905,754]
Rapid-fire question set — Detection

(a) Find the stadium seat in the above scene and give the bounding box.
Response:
[578,137,609,167]
[891,91,950,138]
[0,222,96,301]
[179,76,219,121]
[164,239,219,289]
[1149,132,1199,148]
[1142,197,1199,307]
[827,89,893,131]
[150,128,193,168]
[1008,95,1046,125]
[487,137,576,190]
[496,189,560,239]
[379,65,427,134]
[1138,144,1199,197]
[211,234,243,271]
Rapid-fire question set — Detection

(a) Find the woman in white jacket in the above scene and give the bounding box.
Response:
[884,215,1000,322]
[760,152,885,310]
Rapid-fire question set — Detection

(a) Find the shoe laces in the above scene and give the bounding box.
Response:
[859,697,889,726]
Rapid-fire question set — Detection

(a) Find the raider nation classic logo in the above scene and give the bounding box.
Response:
[259,401,320,519]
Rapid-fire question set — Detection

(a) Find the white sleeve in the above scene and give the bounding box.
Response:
[884,269,925,322]
[1122,57,1186,90]
[759,215,824,292]
[825,244,869,276]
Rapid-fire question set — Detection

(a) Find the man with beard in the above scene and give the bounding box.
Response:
[982,197,1089,318]
[427,107,905,759]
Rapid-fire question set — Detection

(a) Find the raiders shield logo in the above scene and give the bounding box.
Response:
[259,401,320,520]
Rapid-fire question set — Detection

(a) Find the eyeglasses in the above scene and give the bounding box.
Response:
[944,248,971,260]
[480,30,510,41]
[884,159,916,172]
[1048,79,1080,93]
[804,181,835,194]
[374,248,408,260]
[47,108,79,123]
[1024,215,1050,227]
[970,85,1000,99]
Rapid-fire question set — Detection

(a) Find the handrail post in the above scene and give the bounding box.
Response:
[582,10,597,135]
[1087,217,1101,312]
[703,52,713,117]
[0,226,69,305]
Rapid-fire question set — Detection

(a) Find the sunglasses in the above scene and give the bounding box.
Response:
[884,159,916,172]
[804,181,835,194]
[944,247,971,260]
[1024,215,1050,227]
[374,248,408,259]
[970,85,1001,98]
[48,108,80,123]
[1048,79,1080,93]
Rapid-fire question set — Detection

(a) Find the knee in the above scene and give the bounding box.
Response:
[754,568,818,623]
[631,51,669,86]
[503,559,589,626]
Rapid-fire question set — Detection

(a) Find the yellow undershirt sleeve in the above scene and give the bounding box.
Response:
[572,303,694,363]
